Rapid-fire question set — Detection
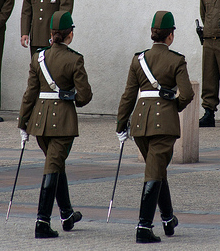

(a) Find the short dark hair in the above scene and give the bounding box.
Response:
[51,27,73,44]
[151,28,175,42]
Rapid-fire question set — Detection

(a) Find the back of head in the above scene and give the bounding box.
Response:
[50,11,75,44]
[151,11,176,42]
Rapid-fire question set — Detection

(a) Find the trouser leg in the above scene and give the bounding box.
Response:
[202,39,220,111]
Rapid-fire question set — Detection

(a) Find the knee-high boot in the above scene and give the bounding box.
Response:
[158,179,178,236]
[136,181,162,243]
[35,173,59,238]
[56,172,82,231]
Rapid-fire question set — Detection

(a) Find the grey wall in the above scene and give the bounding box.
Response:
[2,1,208,117]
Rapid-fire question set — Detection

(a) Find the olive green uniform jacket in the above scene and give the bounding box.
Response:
[18,43,92,137]
[21,0,74,47]
[117,43,194,138]
[200,0,220,38]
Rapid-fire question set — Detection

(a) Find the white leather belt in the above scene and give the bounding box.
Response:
[39,92,60,99]
[140,91,160,98]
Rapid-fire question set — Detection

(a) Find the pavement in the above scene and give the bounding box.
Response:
[1,110,220,251]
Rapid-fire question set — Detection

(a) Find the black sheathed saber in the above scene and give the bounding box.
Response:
[107,141,124,223]
[5,143,26,223]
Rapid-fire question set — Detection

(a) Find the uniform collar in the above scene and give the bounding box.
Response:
[153,42,169,47]
[51,43,68,49]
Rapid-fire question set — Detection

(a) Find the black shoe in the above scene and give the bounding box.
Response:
[162,215,178,236]
[136,226,161,243]
[0,117,3,122]
[35,220,59,238]
[61,211,82,231]
[199,108,215,127]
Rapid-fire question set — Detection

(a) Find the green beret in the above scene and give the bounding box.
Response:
[151,11,175,29]
[50,11,75,30]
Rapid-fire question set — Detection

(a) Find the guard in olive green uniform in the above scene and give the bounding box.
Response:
[20,0,74,56]
[18,11,92,238]
[116,11,194,243]
[199,0,220,127]
[0,0,14,122]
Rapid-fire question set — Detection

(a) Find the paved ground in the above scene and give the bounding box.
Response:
[1,111,220,250]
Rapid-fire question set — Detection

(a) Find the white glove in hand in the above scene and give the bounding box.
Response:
[116,130,128,142]
[20,129,29,149]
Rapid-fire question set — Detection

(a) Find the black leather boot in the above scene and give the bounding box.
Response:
[199,108,215,127]
[56,172,82,231]
[136,181,162,243]
[35,220,58,238]
[158,179,178,236]
[35,173,59,238]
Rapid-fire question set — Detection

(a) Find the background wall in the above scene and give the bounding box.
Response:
[1,1,209,117]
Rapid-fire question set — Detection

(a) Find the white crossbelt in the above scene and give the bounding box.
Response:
[38,50,60,93]
[139,91,160,98]
[39,92,60,99]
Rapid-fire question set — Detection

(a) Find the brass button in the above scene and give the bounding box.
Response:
[142,102,145,106]
[36,123,39,127]
[139,113,142,117]
[156,102,160,106]
[52,112,56,116]
[137,125,140,128]
[39,17,42,21]
[38,112,42,116]
[40,8,43,11]
[53,124,56,128]
[156,112,160,116]
[41,100,44,104]
[54,101,58,105]
[156,124,160,128]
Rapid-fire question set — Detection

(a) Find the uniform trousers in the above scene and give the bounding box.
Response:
[36,136,74,174]
[202,38,220,111]
[134,135,177,182]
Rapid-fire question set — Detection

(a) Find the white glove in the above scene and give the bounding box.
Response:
[20,129,29,149]
[116,130,128,142]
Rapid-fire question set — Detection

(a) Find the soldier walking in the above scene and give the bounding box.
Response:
[116,11,194,243]
[18,11,92,238]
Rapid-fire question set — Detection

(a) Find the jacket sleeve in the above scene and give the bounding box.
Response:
[0,0,14,28]
[200,0,205,24]
[18,56,40,129]
[116,56,139,132]
[20,0,32,36]
[60,0,74,14]
[73,55,92,107]
[175,57,194,112]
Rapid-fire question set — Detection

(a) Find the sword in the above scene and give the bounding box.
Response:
[107,141,124,223]
[5,143,26,223]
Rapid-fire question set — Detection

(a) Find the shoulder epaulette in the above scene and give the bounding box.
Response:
[135,49,149,56]
[36,46,51,52]
[67,47,83,56]
[169,49,185,57]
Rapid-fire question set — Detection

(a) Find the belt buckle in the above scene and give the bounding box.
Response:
[212,37,217,40]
